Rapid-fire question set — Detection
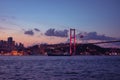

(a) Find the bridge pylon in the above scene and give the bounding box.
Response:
[70,28,76,55]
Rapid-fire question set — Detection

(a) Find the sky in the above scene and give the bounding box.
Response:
[0,0,120,47]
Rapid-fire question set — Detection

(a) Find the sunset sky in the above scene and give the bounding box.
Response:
[0,0,120,47]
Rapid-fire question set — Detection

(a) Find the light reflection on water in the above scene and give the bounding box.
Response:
[0,56,120,80]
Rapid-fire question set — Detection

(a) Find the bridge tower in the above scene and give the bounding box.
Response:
[70,29,76,55]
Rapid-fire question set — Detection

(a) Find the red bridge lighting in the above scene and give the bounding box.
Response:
[70,29,76,55]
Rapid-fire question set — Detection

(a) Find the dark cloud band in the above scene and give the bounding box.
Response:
[24,30,34,36]
[45,28,68,37]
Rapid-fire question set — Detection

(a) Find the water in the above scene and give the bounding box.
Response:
[0,56,120,80]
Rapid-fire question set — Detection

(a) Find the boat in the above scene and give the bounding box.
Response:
[47,52,71,56]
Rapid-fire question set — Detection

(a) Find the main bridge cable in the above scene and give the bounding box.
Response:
[86,40,120,44]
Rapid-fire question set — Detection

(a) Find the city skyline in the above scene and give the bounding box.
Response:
[0,0,120,47]
[0,36,119,56]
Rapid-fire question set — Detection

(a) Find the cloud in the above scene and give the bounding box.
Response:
[34,28,40,32]
[0,26,5,29]
[113,42,120,47]
[78,32,116,40]
[76,31,120,47]
[24,30,34,36]
[0,15,16,21]
[0,25,12,30]
[45,28,68,37]
[23,28,42,36]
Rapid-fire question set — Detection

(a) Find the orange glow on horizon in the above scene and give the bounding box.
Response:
[0,32,68,47]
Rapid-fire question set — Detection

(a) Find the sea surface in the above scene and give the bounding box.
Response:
[0,56,120,80]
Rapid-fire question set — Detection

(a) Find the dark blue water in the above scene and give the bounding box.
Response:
[0,56,120,80]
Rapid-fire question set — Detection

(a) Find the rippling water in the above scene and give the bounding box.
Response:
[0,56,120,80]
